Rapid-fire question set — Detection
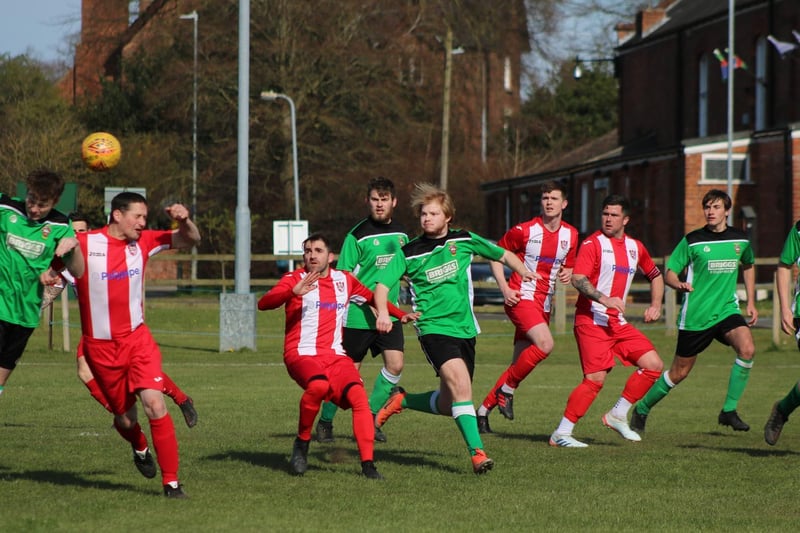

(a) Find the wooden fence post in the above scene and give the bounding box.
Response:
[664,284,676,335]
[555,282,566,334]
[773,271,781,347]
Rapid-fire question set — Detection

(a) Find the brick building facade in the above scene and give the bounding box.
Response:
[483,0,800,268]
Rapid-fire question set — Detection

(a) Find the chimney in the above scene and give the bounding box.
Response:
[71,0,130,98]
[638,7,667,37]
[616,22,635,45]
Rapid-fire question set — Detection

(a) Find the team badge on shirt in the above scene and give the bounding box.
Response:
[127,242,138,256]
[449,243,457,255]
[629,249,637,261]
[42,225,51,238]
[335,281,345,292]
[734,243,741,255]
[560,240,568,250]
[373,238,380,246]
[9,214,17,224]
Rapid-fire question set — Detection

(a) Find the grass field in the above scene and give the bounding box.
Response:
[4,298,800,531]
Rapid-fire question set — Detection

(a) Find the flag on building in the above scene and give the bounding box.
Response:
[767,35,799,58]
[713,48,747,80]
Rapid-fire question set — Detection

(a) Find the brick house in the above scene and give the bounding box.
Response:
[482,0,800,267]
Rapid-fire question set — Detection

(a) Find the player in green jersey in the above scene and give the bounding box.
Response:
[632,189,757,433]
[0,169,85,397]
[315,177,409,443]
[372,183,536,474]
[764,220,800,445]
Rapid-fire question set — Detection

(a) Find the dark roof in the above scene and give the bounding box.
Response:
[618,0,766,51]
[480,130,681,193]
[522,129,620,174]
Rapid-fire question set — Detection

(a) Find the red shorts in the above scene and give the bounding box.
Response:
[82,325,164,415]
[573,323,655,375]
[505,299,550,343]
[284,353,364,406]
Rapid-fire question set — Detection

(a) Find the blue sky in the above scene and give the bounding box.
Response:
[0,1,81,62]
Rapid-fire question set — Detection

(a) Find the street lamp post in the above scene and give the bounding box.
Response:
[180,10,199,280]
[260,91,300,221]
[261,90,301,271]
[572,55,616,80]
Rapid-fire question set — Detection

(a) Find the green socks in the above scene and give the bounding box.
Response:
[452,401,483,453]
[368,368,401,414]
[319,401,337,423]
[777,382,800,418]
[636,372,674,415]
[403,391,438,414]
[722,358,752,412]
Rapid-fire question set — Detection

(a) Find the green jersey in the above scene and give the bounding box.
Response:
[667,226,754,331]
[0,194,75,328]
[339,217,408,329]
[379,228,505,338]
[778,220,800,317]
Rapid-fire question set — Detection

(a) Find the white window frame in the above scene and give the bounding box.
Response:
[699,153,750,184]
[503,56,512,93]
[698,54,709,137]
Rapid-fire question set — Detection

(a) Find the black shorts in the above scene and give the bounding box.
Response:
[342,322,405,363]
[675,314,748,357]
[0,320,35,370]
[418,334,476,380]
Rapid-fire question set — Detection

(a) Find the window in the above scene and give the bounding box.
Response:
[397,56,424,86]
[129,1,140,24]
[580,182,589,233]
[755,36,767,130]
[698,54,709,137]
[503,56,512,93]
[700,154,749,183]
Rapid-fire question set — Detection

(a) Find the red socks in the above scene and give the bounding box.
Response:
[564,378,603,423]
[160,373,188,405]
[621,368,661,404]
[345,386,375,462]
[506,344,549,388]
[149,414,180,485]
[298,379,329,441]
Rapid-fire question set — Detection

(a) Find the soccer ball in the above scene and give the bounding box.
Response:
[81,132,121,171]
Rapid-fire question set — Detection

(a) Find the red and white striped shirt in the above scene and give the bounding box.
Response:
[75,228,172,340]
[574,231,660,327]
[259,268,375,358]
[499,217,578,312]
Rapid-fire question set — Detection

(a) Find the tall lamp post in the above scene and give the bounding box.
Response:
[261,90,301,271]
[180,10,199,280]
[260,91,300,221]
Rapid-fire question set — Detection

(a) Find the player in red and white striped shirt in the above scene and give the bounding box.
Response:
[476,181,578,433]
[550,195,664,448]
[258,233,414,480]
[74,192,200,498]
[42,214,196,428]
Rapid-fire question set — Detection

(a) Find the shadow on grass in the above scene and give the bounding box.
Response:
[158,343,219,354]
[205,444,464,475]
[373,448,463,473]
[678,443,800,457]
[204,450,288,471]
[0,469,147,493]
[483,430,607,447]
